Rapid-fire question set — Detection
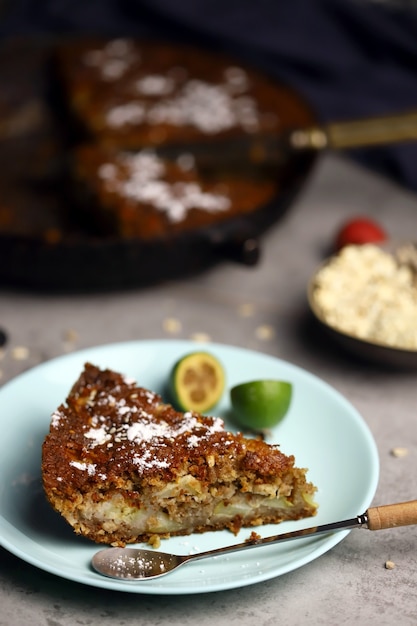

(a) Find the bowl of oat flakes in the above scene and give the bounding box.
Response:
[308,242,417,367]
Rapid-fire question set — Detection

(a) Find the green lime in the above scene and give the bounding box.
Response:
[230,380,292,429]
[170,351,225,413]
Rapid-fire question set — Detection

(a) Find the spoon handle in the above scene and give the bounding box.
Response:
[366,500,417,530]
[188,500,417,564]
[188,516,363,563]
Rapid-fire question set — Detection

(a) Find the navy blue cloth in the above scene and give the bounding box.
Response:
[1,0,417,191]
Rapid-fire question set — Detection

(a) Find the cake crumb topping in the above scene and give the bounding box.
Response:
[48,366,242,480]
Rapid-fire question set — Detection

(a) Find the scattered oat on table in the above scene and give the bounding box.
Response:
[62,328,79,343]
[62,329,79,353]
[237,303,255,318]
[11,346,29,360]
[385,560,396,570]
[255,324,275,341]
[190,332,211,343]
[390,447,409,458]
[162,317,182,334]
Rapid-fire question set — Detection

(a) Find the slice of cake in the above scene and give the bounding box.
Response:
[52,38,285,150]
[42,363,317,546]
[71,144,279,239]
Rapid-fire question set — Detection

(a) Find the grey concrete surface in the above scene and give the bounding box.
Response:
[0,153,416,625]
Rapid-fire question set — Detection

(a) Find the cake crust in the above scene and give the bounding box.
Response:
[42,363,317,546]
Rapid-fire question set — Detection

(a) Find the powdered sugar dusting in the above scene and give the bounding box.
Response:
[70,461,97,476]
[83,39,139,81]
[135,75,175,96]
[78,39,282,140]
[126,411,224,444]
[51,409,65,427]
[98,150,231,222]
[105,77,260,134]
[106,102,146,128]
[84,426,111,446]
[133,449,170,471]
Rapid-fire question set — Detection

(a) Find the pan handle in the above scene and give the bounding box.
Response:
[290,109,417,151]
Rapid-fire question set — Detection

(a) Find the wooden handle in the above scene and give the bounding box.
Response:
[367,500,417,530]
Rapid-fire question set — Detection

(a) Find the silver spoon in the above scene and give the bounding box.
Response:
[92,500,417,580]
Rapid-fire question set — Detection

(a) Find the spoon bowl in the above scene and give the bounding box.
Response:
[92,547,189,580]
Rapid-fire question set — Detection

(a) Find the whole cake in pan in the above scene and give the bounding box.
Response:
[42,363,318,546]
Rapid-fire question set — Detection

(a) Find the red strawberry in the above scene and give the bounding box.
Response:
[335,217,387,251]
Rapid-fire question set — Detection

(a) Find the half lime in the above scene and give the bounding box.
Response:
[170,351,225,413]
[230,379,292,429]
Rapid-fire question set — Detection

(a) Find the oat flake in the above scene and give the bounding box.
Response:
[255,325,275,341]
[11,346,29,360]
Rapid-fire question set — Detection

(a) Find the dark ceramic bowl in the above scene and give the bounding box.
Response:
[307,243,417,369]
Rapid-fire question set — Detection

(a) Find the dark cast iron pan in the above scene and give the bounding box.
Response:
[0,39,416,292]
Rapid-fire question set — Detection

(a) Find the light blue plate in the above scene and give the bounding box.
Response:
[0,340,379,594]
